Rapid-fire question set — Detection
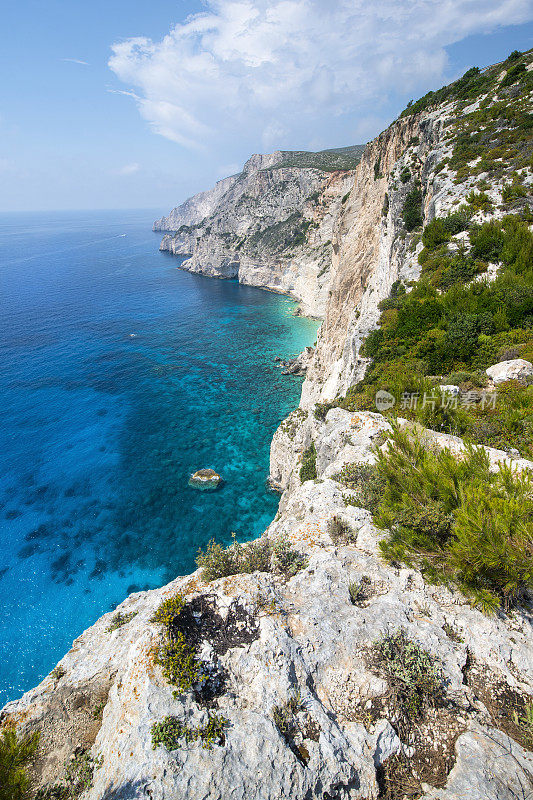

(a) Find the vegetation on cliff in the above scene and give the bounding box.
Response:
[0,729,40,800]
[337,426,533,613]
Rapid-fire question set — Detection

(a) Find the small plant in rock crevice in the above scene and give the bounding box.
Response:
[513,701,533,748]
[299,442,317,482]
[272,690,317,765]
[36,749,103,799]
[371,630,444,734]
[151,713,228,751]
[106,611,137,632]
[328,515,356,544]
[349,576,374,605]
[50,666,66,682]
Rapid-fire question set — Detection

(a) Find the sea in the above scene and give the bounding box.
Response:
[0,209,319,705]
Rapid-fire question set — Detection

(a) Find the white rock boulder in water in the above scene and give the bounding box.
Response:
[486,358,533,384]
[189,468,223,490]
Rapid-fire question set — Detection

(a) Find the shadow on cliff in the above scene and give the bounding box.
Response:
[102,780,153,800]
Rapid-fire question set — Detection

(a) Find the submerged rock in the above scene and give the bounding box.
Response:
[188,468,223,491]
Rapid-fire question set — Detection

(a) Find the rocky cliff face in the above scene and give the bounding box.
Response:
[3,410,533,800]
[3,55,532,800]
[156,148,362,317]
[302,53,533,406]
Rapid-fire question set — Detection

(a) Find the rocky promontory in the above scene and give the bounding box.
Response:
[156,147,363,317]
[2,50,533,800]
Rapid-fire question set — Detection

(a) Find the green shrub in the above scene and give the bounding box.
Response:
[400,167,411,184]
[272,537,308,577]
[501,62,526,88]
[372,630,444,722]
[335,462,385,513]
[196,533,306,581]
[466,191,493,212]
[155,630,205,693]
[151,714,228,751]
[422,218,449,250]
[0,729,40,800]
[402,188,423,231]
[375,426,533,610]
[299,442,317,482]
[106,611,137,632]
[197,534,271,581]
[448,473,533,609]
[514,701,533,748]
[470,221,504,261]
[314,400,339,421]
[151,595,185,627]
[151,594,205,693]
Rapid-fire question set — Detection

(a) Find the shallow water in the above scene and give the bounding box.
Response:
[0,209,319,705]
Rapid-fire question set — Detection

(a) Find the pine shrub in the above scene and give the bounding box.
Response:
[0,729,40,800]
[375,426,533,610]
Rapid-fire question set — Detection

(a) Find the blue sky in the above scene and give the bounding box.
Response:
[1,1,532,212]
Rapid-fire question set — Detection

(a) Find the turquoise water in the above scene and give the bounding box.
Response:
[0,210,319,705]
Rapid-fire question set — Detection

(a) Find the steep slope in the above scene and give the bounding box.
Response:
[2,52,532,800]
[302,51,533,405]
[3,412,533,800]
[155,147,363,317]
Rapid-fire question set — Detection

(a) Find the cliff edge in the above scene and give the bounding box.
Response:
[2,51,532,800]
[156,146,364,317]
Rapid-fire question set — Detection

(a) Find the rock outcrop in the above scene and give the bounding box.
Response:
[486,358,533,385]
[156,147,363,317]
[188,469,223,491]
[3,410,533,800]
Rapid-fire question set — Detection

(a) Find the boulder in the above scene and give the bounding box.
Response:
[189,468,223,490]
[439,384,460,395]
[486,358,533,384]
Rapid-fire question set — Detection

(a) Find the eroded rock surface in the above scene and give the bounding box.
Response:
[3,411,532,800]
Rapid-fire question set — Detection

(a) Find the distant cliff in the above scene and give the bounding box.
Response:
[156,146,364,317]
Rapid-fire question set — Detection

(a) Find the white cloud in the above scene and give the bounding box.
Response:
[61,58,89,66]
[109,0,533,153]
[115,163,140,175]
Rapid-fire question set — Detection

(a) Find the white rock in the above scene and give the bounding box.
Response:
[439,384,460,395]
[486,358,533,384]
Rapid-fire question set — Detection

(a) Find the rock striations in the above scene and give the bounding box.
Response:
[2,53,533,799]
[156,147,363,317]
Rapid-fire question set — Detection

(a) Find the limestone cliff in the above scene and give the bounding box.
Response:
[3,411,533,800]
[2,53,533,800]
[302,53,533,406]
[156,147,363,317]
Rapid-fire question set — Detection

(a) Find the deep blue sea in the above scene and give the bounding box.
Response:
[0,209,319,705]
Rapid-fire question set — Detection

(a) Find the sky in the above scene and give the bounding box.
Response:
[1,0,532,212]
